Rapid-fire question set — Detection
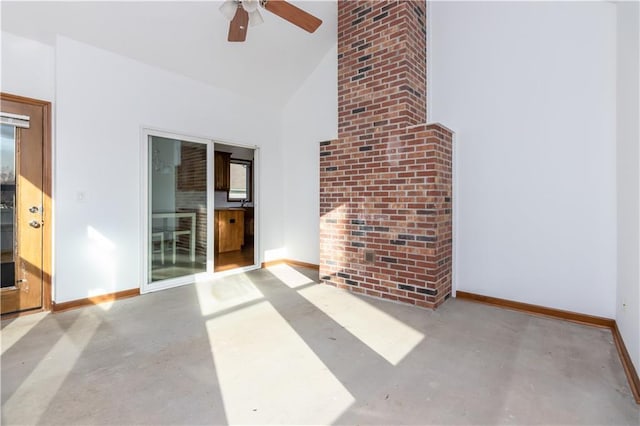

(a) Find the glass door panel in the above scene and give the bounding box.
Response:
[148,136,208,283]
[1,124,16,287]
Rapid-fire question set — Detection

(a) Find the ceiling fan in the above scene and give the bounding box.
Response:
[219,0,322,42]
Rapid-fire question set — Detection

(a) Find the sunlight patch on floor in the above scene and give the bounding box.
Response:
[2,310,101,422]
[266,264,314,288]
[194,273,264,317]
[1,311,49,354]
[299,285,425,366]
[205,301,355,424]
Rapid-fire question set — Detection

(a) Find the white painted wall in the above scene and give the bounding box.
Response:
[55,36,284,302]
[616,0,640,373]
[2,2,627,327]
[430,1,618,318]
[282,43,338,264]
[1,31,55,101]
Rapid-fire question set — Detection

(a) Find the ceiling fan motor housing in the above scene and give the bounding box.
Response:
[224,0,322,42]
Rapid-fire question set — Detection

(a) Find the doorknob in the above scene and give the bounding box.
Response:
[29,220,41,228]
[16,279,29,292]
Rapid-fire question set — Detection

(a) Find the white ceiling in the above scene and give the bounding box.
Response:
[1,1,337,107]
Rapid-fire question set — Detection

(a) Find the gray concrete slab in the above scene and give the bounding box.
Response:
[2,264,638,425]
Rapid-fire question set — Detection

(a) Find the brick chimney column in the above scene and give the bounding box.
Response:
[320,0,453,308]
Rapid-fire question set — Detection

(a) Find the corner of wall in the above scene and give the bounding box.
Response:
[1,31,55,102]
[281,40,338,265]
[615,0,640,375]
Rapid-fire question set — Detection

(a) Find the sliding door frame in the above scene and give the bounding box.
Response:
[140,128,261,294]
[140,128,213,294]
[211,141,261,278]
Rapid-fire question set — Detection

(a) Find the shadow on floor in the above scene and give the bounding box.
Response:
[2,265,638,425]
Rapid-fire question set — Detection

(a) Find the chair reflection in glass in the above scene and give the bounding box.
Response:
[151,211,196,265]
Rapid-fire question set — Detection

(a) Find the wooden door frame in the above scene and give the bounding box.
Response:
[1,92,52,313]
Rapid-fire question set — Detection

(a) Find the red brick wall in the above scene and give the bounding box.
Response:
[337,0,427,130]
[319,0,453,308]
[176,143,207,255]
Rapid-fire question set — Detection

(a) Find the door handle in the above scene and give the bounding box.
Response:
[16,279,29,292]
[29,220,41,228]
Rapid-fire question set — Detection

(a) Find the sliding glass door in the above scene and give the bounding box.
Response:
[147,134,210,286]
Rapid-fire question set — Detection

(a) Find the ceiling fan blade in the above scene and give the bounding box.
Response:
[228,6,249,42]
[261,0,322,33]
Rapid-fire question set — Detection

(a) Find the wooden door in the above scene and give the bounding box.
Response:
[1,94,51,315]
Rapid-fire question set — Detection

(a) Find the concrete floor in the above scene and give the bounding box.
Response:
[2,265,639,425]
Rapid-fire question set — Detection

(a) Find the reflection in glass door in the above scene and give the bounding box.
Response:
[1,124,16,288]
[148,135,208,283]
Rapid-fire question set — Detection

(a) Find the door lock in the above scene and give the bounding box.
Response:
[29,220,41,228]
[16,279,29,292]
[29,206,41,213]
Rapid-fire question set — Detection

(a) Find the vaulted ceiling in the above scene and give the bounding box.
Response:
[1,1,337,107]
